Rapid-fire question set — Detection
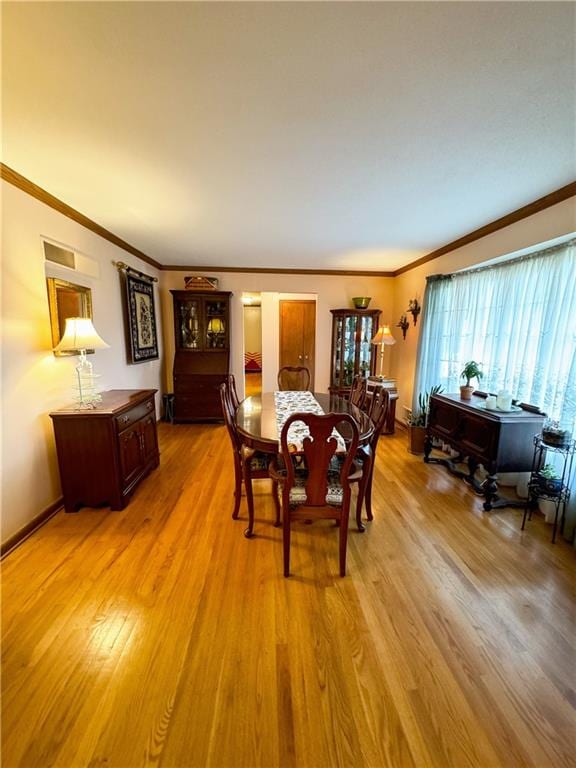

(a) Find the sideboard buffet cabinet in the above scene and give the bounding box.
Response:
[50,389,159,514]
[425,393,545,510]
[329,308,381,397]
[171,290,232,421]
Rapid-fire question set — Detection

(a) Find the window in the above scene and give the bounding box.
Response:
[414,239,576,432]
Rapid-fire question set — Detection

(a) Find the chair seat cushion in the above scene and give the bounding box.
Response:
[288,474,344,506]
[249,452,271,471]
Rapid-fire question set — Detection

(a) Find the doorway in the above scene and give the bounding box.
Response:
[279,300,316,389]
[242,294,262,397]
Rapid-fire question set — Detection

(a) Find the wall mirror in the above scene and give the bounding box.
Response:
[47,277,94,355]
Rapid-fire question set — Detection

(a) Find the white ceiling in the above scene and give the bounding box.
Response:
[3,2,575,271]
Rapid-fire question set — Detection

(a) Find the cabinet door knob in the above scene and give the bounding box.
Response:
[120,415,129,424]
[146,401,153,410]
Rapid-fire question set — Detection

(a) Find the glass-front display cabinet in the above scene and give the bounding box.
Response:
[329,308,381,396]
[171,290,232,421]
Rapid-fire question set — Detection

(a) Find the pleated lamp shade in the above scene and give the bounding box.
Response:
[54,318,110,353]
[371,325,396,346]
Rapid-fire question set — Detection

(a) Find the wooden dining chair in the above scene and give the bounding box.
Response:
[349,374,367,410]
[226,373,240,410]
[274,411,359,577]
[277,366,311,391]
[219,382,280,537]
[353,387,390,529]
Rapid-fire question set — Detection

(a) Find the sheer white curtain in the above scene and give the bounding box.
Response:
[414,239,576,542]
[414,240,576,430]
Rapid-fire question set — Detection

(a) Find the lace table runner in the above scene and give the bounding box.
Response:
[274,391,346,452]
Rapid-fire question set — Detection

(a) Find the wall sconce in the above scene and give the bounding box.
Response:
[53,317,110,408]
[370,324,396,378]
[407,298,421,326]
[396,315,409,340]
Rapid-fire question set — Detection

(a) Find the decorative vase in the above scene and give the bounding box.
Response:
[460,385,474,400]
[352,297,371,309]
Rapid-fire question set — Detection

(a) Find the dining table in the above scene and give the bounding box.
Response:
[235,390,374,453]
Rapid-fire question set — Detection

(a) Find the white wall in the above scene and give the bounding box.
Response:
[243,305,262,357]
[1,182,164,543]
[160,272,394,398]
[393,198,576,415]
[4,181,572,546]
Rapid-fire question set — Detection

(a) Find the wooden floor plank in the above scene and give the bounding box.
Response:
[2,422,575,768]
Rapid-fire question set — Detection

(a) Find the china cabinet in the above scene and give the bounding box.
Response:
[171,290,232,421]
[329,308,381,396]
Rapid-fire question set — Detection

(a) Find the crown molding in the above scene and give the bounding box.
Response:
[0,163,163,270]
[3,163,574,278]
[161,264,394,276]
[393,181,576,277]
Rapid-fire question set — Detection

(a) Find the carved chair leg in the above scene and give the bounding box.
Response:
[243,461,255,538]
[339,511,349,577]
[355,480,366,532]
[357,453,374,522]
[365,463,375,522]
[272,480,281,527]
[283,508,291,577]
[232,455,242,520]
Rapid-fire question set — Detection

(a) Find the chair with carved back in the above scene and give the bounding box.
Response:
[274,411,359,577]
[353,387,390,529]
[219,382,280,537]
[349,374,367,410]
[277,366,311,392]
[226,373,240,410]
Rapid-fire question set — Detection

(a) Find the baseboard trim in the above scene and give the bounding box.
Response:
[1,497,64,559]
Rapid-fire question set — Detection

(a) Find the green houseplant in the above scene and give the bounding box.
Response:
[460,361,483,400]
[408,385,443,454]
[536,464,562,495]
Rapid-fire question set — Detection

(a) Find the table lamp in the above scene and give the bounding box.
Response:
[207,317,225,347]
[53,317,110,408]
[370,324,396,379]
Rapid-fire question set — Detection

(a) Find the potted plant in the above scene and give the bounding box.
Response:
[541,419,571,448]
[535,464,562,496]
[408,385,443,454]
[460,361,483,400]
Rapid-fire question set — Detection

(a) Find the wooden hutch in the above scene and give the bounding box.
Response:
[171,290,232,421]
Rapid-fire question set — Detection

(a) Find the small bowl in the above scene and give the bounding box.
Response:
[352,296,371,309]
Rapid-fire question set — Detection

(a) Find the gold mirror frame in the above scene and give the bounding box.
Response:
[47,277,94,356]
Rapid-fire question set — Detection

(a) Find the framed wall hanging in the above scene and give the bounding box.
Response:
[116,263,159,364]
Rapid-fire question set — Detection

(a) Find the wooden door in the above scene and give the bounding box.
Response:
[279,300,316,388]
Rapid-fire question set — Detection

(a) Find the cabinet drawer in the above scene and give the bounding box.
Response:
[174,393,222,420]
[115,398,155,433]
[174,374,224,394]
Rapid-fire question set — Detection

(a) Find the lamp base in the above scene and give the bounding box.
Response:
[73,351,103,409]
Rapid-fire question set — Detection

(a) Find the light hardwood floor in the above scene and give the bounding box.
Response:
[2,423,575,768]
[245,372,262,397]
